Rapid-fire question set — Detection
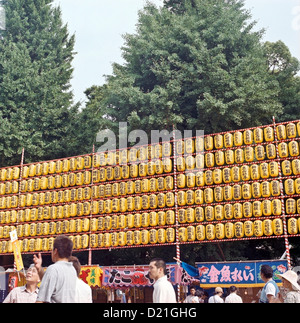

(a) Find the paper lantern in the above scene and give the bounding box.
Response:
[266,144,276,159]
[149,229,158,244]
[289,141,299,157]
[224,133,233,148]
[288,218,298,235]
[215,223,225,240]
[224,204,233,220]
[276,125,286,140]
[234,222,244,238]
[215,151,225,166]
[157,229,166,244]
[196,225,205,241]
[166,228,175,243]
[178,227,188,242]
[187,226,196,242]
[205,206,214,221]
[278,142,289,158]
[264,126,274,142]
[206,224,215,240]
[263,219,273,236]
[282,160,292,176]
[244,221,254,237]
[273,218,283,236]
[253,220,264,237]
[214,134,223,149]
[195,207,204,222]
[286,198,296,215]
[214,205,224,221]
[271,199,282,216]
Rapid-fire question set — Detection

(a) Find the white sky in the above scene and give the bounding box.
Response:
[52,0,300,105]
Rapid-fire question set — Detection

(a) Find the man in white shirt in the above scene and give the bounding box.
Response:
[34,236,77,303]
[208,287,224,303]
[184,286,199,303]
[149,258,177,303]
[225,286,243,303]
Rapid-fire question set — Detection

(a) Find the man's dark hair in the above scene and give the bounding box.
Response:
[229,286,237,293]
[53,235,73,259]
[150,258,167,275]
[260,265,274,279]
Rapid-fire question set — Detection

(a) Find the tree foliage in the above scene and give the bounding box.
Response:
[264,40,300,122]
[0,0,77,166]
[100,0,282,136]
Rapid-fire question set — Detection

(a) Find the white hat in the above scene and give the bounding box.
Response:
[215,287,223,294]
[277,270,300,292]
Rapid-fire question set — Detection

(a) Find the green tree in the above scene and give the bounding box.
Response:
[0,0,77,166]
[67,84,115,156]
[264,40,300,122]
[102,0,281,136]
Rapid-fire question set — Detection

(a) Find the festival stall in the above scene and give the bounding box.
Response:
[99,263,198,303]
[196,259,288,302]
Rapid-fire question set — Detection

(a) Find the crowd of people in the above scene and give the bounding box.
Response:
[2,235,300,303]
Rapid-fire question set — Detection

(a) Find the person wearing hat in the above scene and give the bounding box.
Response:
[277,270,300,303]
[208,287,224,303]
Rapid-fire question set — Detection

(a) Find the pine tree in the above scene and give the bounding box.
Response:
[0,0,76,166]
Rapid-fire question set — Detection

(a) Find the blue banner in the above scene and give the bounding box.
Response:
[196,260,288,287]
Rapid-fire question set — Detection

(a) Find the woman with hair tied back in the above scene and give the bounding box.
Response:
[69,256,92,303]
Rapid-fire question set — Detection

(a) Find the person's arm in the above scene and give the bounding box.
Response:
[265,283,277,303]
[33,253,44,280]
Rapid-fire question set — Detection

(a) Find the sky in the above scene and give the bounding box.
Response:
[52,0,300,105]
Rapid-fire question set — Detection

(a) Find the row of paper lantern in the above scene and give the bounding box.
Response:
[6,174,174,197]
[1,175,298,213]
[201,140,300,168]
[2,157,300,198]
[0,235,89,253]
[0,196,288,239]
[2,216,300,253]
[0,188,298,226]
[0,210,176,239]
[179,219,284,242]
[0,174,299,212]
[1,185,300,226]
[0,197,293,239]
[0,218,90,239]
[0,191,177,214]
[203,123,300,150]
[1,156,300,197]
[1,137,299,188]
[1,196,299,235]
[0,217,289,253]
[6,140,299,192]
